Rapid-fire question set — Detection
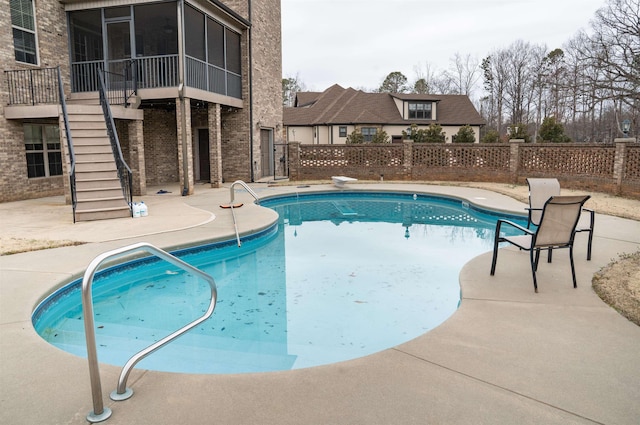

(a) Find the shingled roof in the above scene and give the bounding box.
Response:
[284,84,485,126]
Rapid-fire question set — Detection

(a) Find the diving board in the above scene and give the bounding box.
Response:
[332,176,357,188]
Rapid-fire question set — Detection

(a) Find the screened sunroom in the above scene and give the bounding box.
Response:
[67,0,245,100]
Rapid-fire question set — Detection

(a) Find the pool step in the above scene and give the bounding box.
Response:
[40,321,300,373]
[332,201,357,216]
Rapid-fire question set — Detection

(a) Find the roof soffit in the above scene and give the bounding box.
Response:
[61,0,250,31]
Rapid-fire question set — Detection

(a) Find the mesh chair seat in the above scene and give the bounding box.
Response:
[526,178,595,260]
[491,195,591,293]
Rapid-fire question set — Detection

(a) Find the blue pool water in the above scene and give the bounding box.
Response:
[33,191,526,374]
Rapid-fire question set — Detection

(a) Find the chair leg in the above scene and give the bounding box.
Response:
[569,246,577,288]
[530,248,538,293]
[490,237,500,276]
[547,248,553,263]
[587,230,593,261]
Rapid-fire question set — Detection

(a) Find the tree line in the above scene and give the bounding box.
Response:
[283,0,638,143]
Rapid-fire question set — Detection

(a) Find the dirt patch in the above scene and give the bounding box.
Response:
[0,237,85,255]
[592,251,640,327]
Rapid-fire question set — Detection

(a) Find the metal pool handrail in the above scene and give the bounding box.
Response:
[81,242,217,423]
[227,180,261,247]
[229,180,260,205]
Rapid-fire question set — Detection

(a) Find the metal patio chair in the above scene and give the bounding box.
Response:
[526,178,595,260]
[490,195,591,293]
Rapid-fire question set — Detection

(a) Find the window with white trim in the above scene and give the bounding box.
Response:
[361,127,377,142]
[10,0,38,65]
[408,102,432,120]
[24,124,62,178]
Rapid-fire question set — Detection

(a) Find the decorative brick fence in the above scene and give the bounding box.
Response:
[287,140,640,199]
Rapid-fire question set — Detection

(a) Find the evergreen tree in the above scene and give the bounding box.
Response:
[378,71,409,93]
[539,117,571,142]
[453,125,476,143]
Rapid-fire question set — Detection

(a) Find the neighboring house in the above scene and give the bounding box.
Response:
[284,84,484,145]
[1,0,282,220]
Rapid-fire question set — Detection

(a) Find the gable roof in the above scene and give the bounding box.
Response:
[284,84,485,126]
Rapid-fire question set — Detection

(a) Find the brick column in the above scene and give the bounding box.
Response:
[209,103,223,188]
[288,142,300,181]
[613,138,636,194]
[176,97,194,195]
[128,119,146,196]
[509,139,524,183]
[402,140,413,180]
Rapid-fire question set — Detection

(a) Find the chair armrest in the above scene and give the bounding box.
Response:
[496,219,534,236]
[580,207,595,229]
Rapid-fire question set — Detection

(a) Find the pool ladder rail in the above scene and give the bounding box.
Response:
[220,180,261,247]
[81,242,217,423]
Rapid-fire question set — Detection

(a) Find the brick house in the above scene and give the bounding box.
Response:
[1,0,282,221]
[284,84,484,145]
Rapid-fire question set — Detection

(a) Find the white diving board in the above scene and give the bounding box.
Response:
[331,176,357,188]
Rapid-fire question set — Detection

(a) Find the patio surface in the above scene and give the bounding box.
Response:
[1,182,639,424]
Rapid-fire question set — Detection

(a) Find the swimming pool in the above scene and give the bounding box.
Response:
[33,191,526,374]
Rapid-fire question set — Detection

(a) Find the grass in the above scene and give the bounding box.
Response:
[0,238,85,256]
[592,251,640,327]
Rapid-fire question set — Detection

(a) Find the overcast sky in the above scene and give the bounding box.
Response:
[282,0,606,92]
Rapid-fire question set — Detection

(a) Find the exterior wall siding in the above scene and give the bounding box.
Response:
[285,124,481,145]
[2,0,283,203]
[221,0,283,181]
[143,107,179,185]
[1,0,70,202]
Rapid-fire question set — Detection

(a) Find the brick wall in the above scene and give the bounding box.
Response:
[220,0,283,181]
[143,107,179,185]
[0,0,70,202]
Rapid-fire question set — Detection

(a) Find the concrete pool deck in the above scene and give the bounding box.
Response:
[1,182,639,424]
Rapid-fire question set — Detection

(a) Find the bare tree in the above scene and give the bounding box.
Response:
[481,50,511,134]
[574,0,640,107]
[282,73,307,107]
[445,53,481,98]
[412,62,439,94]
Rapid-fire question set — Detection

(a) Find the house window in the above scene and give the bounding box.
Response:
[408,102,432,119]
[10,0,38,64]
[361,127,377,142]
[339,126,347,137]
[24,124,62,178]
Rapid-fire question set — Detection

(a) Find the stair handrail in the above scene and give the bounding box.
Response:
[56,66,78,222]
[82,242,217,423]
[97,68,133,215]
[101,60,137,107]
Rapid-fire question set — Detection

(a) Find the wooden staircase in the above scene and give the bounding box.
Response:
[64,104,131,222]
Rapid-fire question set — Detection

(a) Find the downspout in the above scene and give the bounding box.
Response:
[178,0,189,195]
[248,0,254,182]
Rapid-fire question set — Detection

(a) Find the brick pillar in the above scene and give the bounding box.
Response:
[613,138,635,194]
[509,139,524,183]
[288,142,300,181]
[176,97,194,195]
[403,140,413,180]
[209,104,223,188]
[128,119,146,196]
